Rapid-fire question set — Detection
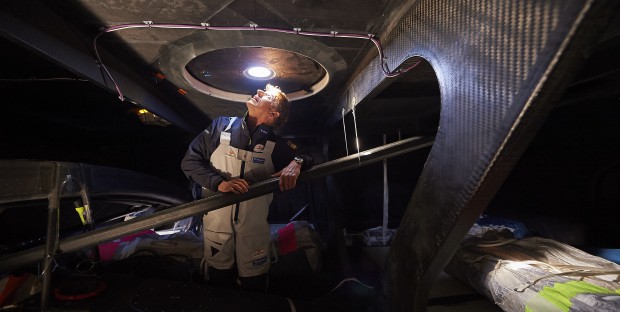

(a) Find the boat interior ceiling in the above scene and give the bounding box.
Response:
[1,0,620,310]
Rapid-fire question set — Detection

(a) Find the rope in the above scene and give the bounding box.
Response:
[330,277,374,292]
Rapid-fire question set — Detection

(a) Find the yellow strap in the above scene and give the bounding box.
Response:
[74,206,86,225]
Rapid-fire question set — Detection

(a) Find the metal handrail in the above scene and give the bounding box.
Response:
[0,135,434,272]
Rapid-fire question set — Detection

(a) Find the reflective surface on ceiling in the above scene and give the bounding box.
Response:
[186,47,326,95]
[53,0,403,130]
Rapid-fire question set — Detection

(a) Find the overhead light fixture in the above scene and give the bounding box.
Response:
[244,66,275,80]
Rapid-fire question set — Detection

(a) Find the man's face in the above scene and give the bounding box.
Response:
[246,89,275,108]
[246,89,279,124]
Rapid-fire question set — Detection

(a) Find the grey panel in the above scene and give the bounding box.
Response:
[330,0,618,311]
[0,160,192,205]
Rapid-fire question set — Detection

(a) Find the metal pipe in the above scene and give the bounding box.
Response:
[76,166,100,261]
[383,134,389,245]
[0,135,434,272]
[40,164,61,310]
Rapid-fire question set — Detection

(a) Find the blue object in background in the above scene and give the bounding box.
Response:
[583,248,620,264]
[476,215,531,239]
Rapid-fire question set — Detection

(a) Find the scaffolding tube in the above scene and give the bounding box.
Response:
[0,135,434,272]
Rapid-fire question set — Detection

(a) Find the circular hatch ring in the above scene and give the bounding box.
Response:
[157,30,347,102]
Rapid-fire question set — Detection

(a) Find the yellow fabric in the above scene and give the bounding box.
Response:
[525,280,618,312]
[74,206,86,225]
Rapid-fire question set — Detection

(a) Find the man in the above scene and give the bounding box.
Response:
[181,84,316,292]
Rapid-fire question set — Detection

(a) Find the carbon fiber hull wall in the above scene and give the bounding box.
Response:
[331,0,618,311]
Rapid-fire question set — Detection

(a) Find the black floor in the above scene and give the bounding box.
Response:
[11,244,380,312]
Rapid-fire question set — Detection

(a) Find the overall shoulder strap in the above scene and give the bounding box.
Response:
[223,116,237,132]
[220,117,237,146]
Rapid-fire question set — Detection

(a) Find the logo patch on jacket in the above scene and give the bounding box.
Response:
[251,249,268,266]
[252,157,265,164]
[225,147,236,158]
[253,144,265,153]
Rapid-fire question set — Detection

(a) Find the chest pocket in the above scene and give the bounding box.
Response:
[243,140,275,183]
[214,117,276,183]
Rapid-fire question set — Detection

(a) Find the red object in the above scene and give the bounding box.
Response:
[98,229,154,261]
[277,223,298,255]
[0,274,29,306]
[54,279,107,301]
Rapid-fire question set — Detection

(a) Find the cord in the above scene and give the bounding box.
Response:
[92,22,422,101]
[330,277,374,293]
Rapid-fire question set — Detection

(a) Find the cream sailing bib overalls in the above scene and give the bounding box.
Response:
[202,117,275,277]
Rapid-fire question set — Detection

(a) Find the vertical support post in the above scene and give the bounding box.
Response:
[40,163,61,310]
[352,106,361,163]
[382,134,389,245]
[342,108,349,156]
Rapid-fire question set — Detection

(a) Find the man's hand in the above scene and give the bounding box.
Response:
[217,178,249,194]
[272,160,302,191]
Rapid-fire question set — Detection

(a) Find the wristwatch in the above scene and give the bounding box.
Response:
[293,156,304,165]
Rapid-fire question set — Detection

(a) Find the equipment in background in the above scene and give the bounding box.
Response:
[270,221,325,277]
[445,223,620,312]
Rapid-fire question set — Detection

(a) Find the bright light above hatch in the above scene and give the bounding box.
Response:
[244,66,275,80]
[184,46,334,101]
